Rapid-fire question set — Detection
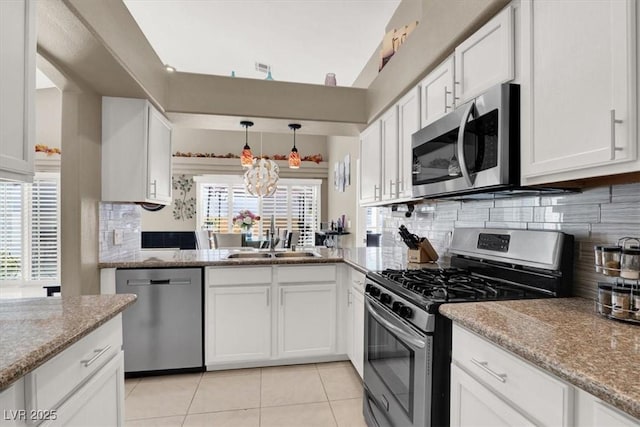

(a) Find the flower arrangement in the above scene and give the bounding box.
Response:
[233,210,260,230]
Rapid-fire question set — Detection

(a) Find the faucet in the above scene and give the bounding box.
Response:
[267,215,277,251]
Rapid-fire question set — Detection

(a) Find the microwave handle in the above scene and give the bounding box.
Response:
[457,101,475,187]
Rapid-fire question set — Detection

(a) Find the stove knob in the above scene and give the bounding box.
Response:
[399,306,413,319]
[392,302,404,313]
[365,284,373,294]
[380,293,391,304]
[370,287,381,298]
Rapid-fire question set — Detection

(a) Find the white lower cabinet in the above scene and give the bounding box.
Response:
[205,264,340,368]
[0,316,125,427]
[451,323,640,427]
[45,352,124,427]
[278,283,336,358]
[346,267,365,378]
[451,363,534,427]
[206,286,271,363]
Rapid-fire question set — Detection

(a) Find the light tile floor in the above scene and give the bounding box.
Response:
[124,361,367,427]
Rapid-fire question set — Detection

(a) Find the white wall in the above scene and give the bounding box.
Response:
[326,136,361,247]
[36,87,61,149]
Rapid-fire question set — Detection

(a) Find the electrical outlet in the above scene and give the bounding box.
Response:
[113,229,124,246]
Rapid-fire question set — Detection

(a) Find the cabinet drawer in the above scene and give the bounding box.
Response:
[350,268,366,293]
[207,266,272,286]
[25,315,122,413]
[452,324,571,426]
[277,265,336,283]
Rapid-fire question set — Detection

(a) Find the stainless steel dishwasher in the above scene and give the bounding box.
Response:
[116,268,203,375]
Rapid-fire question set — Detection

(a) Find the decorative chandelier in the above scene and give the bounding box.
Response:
[288,123,301,169]
[240,121,254,168]
[244,157,280,197]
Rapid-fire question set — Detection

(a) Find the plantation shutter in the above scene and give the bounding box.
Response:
[197,177,320,245]
[201,184,230,232]
[230,184,260,234]
[290,185,319,246]
[0,183,23,280]
[260,187,289,240]
[30,178,59,280]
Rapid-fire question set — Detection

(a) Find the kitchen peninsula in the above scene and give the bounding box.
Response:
[0,295,136,425]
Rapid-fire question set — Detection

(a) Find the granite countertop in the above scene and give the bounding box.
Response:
[440,298,640,419]
[0,295,136,390]
[98,246,448,272]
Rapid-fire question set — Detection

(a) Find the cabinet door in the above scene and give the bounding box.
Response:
[359,121,382,205]
[450,364,535,427]
[206,286,271,364]
[146,106,172,204]
[398,86,421,199]
[420,56,455,128]
[381,106,399,201]
[0,0,35,182]
[455,6,514,104]
[521,0,636,182]
[351,288,365,379]
[46,352,124,427]
[278,284,336,358]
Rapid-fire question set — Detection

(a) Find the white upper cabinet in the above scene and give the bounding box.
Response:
[420,56,455,128]
[0,0,35,182]
[359,121,382,205]
[381,106,399,201]
[398,86,421,199]
[102,97,173,204]
[455,5,515,104]
[521,0,638,184]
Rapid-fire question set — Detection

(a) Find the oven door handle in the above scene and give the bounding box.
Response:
[457,100,475,187]
[366,300,426,349]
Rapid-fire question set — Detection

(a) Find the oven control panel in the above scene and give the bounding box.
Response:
[477,233,510,252]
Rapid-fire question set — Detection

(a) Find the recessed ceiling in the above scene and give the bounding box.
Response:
[123,0,400,87]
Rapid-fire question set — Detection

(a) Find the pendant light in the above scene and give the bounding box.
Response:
[288,123,301,169]
[240,121,254,168]
[244,132,280,197]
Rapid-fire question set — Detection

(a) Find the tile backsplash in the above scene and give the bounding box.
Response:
[99,203,141,261]
[375,183,640,299]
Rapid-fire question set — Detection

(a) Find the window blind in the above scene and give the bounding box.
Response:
[0,175,60,284]
[0,183,23,280]
[198,177,320,246]
[29,178,59,280]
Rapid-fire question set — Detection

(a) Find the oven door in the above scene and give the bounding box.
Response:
[363,297,432,427]
[411,83,516,199]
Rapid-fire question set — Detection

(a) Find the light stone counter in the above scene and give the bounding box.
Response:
[440,298,640,420]
[0,295,136,389]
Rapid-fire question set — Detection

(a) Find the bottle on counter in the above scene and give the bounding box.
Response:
[611,287,631,319]
[602,246,622,277]
[621,247,640,280]
[597,283,612,315]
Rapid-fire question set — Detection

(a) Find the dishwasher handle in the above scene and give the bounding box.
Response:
[127,278,192,286]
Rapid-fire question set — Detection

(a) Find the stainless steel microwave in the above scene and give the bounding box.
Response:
[412,83,519,199]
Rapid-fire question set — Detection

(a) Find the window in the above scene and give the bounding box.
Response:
[0,174,60,285]
[196,176,321,246]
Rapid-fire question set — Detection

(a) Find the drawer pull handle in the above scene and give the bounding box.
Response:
[81,345,112,367]
[471,358,507,383]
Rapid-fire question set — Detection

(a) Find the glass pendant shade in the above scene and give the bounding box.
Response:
[244,158,280,197]
[240,121,254,168]
[288,147,301,169]
[288,123,302,169]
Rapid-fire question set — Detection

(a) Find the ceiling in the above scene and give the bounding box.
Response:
[122,0,400,87]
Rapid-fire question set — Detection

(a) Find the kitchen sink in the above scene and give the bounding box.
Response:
[273,252,320,258]
[226,253,273,259]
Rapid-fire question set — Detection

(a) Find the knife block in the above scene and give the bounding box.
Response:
[407,239,439,263]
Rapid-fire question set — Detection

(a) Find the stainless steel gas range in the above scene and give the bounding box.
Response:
[362,228,574,427]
